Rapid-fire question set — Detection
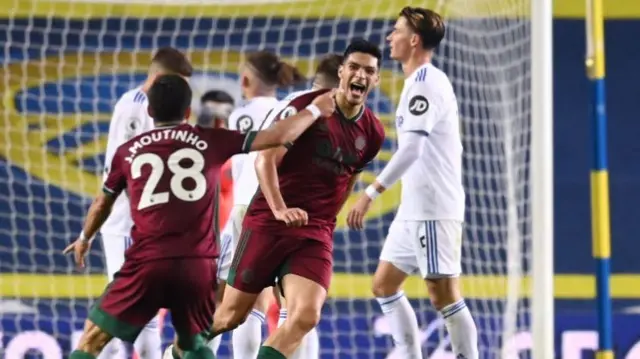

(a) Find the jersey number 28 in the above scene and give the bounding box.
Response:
[131,148,206,210]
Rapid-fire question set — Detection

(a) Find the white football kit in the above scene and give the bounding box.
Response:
[100,87,154,280]
[379,63,466,278]
[217,96,280,281]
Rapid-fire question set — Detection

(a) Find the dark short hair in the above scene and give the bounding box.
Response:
[399,7,445,50]
[148,74,192,123]
[151,47,193,77]
[314,54,343,88]
[343,39,382,68]
[200,90,235,106]
[246,50,306,87]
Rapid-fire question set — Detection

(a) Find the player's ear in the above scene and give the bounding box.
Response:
[373,72,381,87]
[410,33,420,49]
[184,106,192,121]
[338,65,344,80]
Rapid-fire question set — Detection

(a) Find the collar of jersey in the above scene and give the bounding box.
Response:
[335,103,365,123]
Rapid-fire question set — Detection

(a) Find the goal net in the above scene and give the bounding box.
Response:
[0,0,535,358]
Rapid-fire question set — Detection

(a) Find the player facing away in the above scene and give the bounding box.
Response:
[212,50,306,358]
[210,39,386,359]
[99,46,193,359]
[347,7,479,359]
[63,74,338,359]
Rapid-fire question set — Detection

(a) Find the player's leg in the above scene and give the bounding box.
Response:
[134,314,162,359]
[275,286,320,359]
[206,229,235,355]
[372,220,422,358]
[97,234,127,359]
[211,228,284,338]
[419,220,478,359]
[72,261,160,359]
[231,287,272,358]
[259,239,332,358]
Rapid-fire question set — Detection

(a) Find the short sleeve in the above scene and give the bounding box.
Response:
[103,150,127,196]
[103,99,148,182]
[399,81,442,136]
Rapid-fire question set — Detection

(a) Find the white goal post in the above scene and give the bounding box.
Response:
[0,0,553,358]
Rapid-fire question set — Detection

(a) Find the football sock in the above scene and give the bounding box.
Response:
[279,308,320,359]
[440,299,479,359]
[232,309,265,359]
[70,351,96,359]
[97,339,121,359]
[206,335,221,356]
[375,291,422,358]
[134,315,162,359]
[183,346,215,359]
[257,346,286,359]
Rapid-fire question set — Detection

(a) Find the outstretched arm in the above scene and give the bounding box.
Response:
[248,90,336,151]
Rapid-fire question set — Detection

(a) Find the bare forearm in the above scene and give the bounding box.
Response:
[82,195,114,239]
[255,156,288,212]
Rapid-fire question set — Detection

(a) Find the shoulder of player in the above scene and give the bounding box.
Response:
[409,65,452,96]
[288,88,330,109]
[115,88,147,109]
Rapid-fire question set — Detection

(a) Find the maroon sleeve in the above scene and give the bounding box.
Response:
[272,89,330,122]
[357,116,386,173]
[103,148,127,196]
[200,127,257,161]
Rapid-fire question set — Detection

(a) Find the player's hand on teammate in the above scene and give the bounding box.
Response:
[311,89,338,117]
[347,195,373,230]
[63,238,91,269]
[273,208,308,227]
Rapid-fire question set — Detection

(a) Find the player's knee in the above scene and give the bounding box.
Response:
[215,305,250,331]
[371,272,402,298]
[289,306,321,333]
[426,277,461,310]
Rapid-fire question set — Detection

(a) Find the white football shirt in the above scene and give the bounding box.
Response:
[394,63,465,221]
[100,87,154,236]
[227,96,279,203]
[232,90,315,205]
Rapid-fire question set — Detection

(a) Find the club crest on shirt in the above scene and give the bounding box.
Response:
[355,136,366,151]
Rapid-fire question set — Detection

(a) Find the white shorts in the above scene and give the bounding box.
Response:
[380,219,463,279]
[100,234,133,281]
[217,205,248,282]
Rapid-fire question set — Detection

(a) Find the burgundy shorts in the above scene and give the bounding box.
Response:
[227,228,333,294]
[89,258,217,344]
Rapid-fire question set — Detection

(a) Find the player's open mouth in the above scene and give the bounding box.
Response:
[349,82,366,95]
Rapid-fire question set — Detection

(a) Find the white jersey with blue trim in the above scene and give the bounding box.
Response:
[228,96,280,203]
[100,87,155,237]
[394,63,465,221]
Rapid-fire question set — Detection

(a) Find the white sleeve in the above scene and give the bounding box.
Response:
[375,132,426,189]
[102,101,146,182]
[399,81,443,136]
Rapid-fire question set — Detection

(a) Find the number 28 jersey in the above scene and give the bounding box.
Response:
[103,123,257,263]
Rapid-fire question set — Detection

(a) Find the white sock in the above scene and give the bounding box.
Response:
[280,309,320,359]
[134,315,162,359]
[206,335,222,355]
[376,291,421,358]
[277,308,287,327]
[440,299,479,359]
[97,339,123,359]
[232,309,265,359]
[301,326,320,359]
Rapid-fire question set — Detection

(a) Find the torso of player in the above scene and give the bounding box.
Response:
[245,89,385,242]
[228,96,279,203]
[395,63,465,221]
[106,123,251,262]
[101,87,154,237]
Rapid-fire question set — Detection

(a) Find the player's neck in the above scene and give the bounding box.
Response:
[336,94,362,120]
[402,52,432,78]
